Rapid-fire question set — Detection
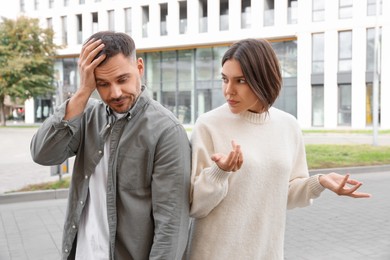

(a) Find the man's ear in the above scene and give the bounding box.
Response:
[137,58,144,76]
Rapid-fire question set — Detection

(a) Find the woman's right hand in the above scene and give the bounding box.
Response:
[211,140,243,172]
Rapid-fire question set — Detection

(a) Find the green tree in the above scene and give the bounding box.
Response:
[0,16,59,126]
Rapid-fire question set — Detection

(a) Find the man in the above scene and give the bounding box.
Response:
[31,31,191,260]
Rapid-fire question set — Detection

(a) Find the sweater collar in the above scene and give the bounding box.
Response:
[239,109,268,124]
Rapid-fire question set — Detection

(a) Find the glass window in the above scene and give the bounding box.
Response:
[47,18,53,29]
[312,33,324,73]
[124,8,132,35]
[220,0,229,31]
[108,10,115,31]
[272,40,297,77]
[178,50,194,124]
[79,0,85,4]
[160,3,168,36]
[161,51,177,116]
[241,0,251,29]
[62,58,78,100]
[312,0,325,22]
[34,0,39,10]
[142,6,149,38]
[366,83,381,126]
[366,27,382,72]
[288,0,298,24]
[264,0,274,26]
[145,52,161,100]
[339,0,353,19]
[272,40,298,117]
[92,12,98,34]
[199,0,208,33]
[20,0,25,12]
[338,31,352,72]
[64,0,69,7]
[212,46,228,80]
[196,48,213,81]
[49,0,54,9]
[76,14,82,44]
[312,85,324,126]
[367,0,383,16]
[61,16,68,45]
[179,1,187,34]
[338,84,352,126]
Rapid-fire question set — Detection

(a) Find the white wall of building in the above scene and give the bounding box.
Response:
[10,0,390,129]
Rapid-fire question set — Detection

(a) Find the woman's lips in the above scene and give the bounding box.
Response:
[227,100,238,106]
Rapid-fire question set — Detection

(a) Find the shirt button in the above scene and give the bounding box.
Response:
[72,225,76,229]
[80,201,84,205]
[64,123,68,127]
[98,150,102,154]
[85,175,88,179]
[65,248,69,253]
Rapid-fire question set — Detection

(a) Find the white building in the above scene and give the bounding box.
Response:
[16,0,389,129]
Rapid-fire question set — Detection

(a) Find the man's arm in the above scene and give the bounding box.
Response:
[150,124,191,260]
[30,38,105,165]
[64,38,105,120]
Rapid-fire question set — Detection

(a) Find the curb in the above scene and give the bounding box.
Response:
[309,164,390,175]
[1,165,389,205]
[0,189,68,205]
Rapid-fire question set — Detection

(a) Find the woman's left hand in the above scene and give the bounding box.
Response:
[319,173,372,198]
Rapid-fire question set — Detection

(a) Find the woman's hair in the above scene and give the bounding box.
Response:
[222,38,282,112]
[84,31,136,66]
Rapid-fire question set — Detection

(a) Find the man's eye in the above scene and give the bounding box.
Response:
[96,82,108,87]
[118,77,128,84]
[221,77,228,83]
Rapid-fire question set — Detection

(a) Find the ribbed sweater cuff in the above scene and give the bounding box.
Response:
[308,174,326,197]
[206,164,231,184]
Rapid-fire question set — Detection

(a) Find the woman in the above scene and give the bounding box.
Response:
[187,38,370,260]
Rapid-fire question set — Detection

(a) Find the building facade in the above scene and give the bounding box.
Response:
[17,0,389,129]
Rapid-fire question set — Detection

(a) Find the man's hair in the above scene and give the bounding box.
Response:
[84,31,137,66]
[222,38,282,112]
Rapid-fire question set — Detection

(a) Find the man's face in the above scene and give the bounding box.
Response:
[94,53,144,113]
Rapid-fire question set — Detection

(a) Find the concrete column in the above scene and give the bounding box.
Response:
[149,3,159,37]
[228,0,240,32]
[323,30,338,128]
[296,31,312,128]
[380,0,390,128]
[351,27,366,128]
[251,0,262,29]
[208,0,219,33]
[187,0,199,34]
[275,0,287,26]
[168,1,179,35]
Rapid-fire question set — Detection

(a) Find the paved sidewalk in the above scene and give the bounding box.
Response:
[0,171,389,259]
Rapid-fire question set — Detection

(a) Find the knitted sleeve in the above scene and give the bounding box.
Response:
[189,118,231,218]
[287,120,325,209]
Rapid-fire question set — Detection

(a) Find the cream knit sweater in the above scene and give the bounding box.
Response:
[187,104,325,260]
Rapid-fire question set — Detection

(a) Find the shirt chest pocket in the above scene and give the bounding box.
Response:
[117,148,151,190]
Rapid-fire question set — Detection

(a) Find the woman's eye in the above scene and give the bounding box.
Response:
[238,79,247,84]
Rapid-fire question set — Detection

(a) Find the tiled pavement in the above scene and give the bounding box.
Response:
[0,170,389,260]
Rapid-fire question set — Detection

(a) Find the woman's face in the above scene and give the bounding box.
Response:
[221,59,263,114]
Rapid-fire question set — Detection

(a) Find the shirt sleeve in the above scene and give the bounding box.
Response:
[189,121,231,218]
[30,99,82,166]
[149,124,191,260]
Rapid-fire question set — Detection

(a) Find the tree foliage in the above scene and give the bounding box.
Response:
[0,16,59,125]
